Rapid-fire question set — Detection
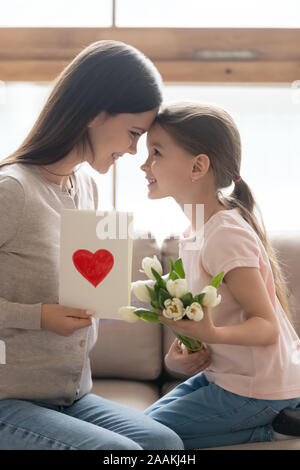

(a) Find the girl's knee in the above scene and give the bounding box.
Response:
[83,436,143,451]
[144,423,184,450]
[104,439,143,451]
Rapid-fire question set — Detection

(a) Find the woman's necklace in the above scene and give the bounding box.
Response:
[40,165,74,191]
[40,165,74,177]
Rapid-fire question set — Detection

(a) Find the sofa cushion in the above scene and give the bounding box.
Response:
[91,379,160,411]
[269,231,300,337]
[90,318,162,380]
[90,233,163,380]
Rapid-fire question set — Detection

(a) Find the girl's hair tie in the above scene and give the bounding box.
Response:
[233,176,242,184]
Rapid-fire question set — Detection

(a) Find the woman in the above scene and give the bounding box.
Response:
[0,40,184,451]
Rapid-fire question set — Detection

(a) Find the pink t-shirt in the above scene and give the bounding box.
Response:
[178,207,300,400]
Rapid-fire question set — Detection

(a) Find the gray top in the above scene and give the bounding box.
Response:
[0,162,101,405]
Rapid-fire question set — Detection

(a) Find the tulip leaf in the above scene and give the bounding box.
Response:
[193,293,206,304]
[173,333,191,350]
[134,309,160,323]
[151,284,161,309]
[154,282,160,297]
[173,333,205,352]
[151,268,166,288]
[174,258,185,279]
[158,288,172,310]
[141,313,160,323]
[169,258,174,280]
[169,270,180,281]
[210,271,225,289]
[168,258,183,280]
[145,285,155,295]
[146,285,159,307]
[180,292,194,307]
[150,300,159,309]
[151,267,161,283]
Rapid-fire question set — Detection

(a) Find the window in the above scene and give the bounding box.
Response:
[116,0,300,28]
[0,0,112,27]
[116,84,300,243]
[0,82,114,209]
[1,82,298,245]
[2,1,300,28]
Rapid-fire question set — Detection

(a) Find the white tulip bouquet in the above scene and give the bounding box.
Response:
[119,255,224,353]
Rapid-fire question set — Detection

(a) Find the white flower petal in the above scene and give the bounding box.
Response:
[166,279,188,298]
[185,302,204,322]
[201,285,221,308]
[133,281,151,302]
[141,255,163,281]
[162,298,185,321]
[118,306,139,323]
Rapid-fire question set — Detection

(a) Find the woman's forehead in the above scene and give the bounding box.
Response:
[147,122,169,146]
[129,108,159,129]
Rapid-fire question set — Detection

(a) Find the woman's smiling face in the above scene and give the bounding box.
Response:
[142,122,195,201]
[86,109,159,173]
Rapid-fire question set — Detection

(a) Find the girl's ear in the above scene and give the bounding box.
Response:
[191,154,210,180]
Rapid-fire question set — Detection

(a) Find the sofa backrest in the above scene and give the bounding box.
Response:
[269,231,300,336]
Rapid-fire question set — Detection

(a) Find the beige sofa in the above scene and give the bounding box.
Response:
[89,231,300,450]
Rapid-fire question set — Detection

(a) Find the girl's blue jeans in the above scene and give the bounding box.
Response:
[144,372,300,449]
[0,392,184,450]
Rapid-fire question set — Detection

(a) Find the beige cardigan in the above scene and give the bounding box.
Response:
[0,162,100,405]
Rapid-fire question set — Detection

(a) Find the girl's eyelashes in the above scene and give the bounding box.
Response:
[145,148,162,161]
[130,131,141,137]
[153,148,161,157]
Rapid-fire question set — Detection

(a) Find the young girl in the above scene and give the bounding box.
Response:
[0,40,184,451]
[140,102,300,449]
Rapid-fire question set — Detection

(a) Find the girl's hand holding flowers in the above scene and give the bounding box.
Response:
[165,339,212,376]
[119,255,224,353]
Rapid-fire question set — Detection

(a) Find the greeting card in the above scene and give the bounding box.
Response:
[59,209,133,319]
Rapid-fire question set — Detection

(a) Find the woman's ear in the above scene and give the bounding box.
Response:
[87,111,107,128]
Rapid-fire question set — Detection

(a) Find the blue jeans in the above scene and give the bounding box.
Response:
[144,373,300,449]
[0,393,184,450]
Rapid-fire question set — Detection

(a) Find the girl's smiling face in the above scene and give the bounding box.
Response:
[142,122,196,201]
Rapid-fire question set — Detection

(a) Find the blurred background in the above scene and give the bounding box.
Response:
[0,0,299,245]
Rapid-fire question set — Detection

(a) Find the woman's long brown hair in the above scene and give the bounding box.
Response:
[0,40,163,169]
[155,102,293,324]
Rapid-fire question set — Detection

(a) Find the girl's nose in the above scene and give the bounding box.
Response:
[140,156,152,172]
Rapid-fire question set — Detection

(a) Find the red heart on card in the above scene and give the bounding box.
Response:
[72,249,114,287]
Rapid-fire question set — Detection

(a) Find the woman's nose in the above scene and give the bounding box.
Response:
[128,141,138,155]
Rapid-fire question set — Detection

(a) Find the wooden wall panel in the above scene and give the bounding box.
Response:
[0,28,299,83]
